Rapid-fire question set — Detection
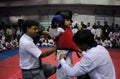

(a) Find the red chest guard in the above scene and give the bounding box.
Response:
[55,28,78,51]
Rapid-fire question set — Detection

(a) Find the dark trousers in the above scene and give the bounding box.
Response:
[22,68,46,79]
[22,62,56,79]
[77,74,91,79]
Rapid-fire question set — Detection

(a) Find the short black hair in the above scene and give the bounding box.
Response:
[22,20,39,33]
[73,29,97,47]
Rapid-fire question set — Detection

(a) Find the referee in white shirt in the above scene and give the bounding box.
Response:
[19,20,56,79]
[59,29,116,79]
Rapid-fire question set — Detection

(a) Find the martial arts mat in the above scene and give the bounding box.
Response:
[0,47,120,79]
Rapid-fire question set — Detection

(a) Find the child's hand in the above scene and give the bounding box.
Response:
[60,54,66,60]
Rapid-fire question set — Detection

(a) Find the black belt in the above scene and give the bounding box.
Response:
[57,48,75,51]
[57,48,81,58]
[22,67,40,71]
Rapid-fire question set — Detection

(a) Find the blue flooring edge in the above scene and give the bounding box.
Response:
[0,48,19,61]
[0,46,53,61]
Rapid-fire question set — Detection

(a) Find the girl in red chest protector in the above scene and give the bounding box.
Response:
[56,22,78,50]
[49,13,79,79]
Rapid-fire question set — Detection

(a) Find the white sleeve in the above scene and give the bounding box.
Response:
[49,27,64,38]
[57,27,65,33]
[60,56,94,77]
[25,42,41,58]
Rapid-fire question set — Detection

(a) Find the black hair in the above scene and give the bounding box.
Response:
[73,29,97,48]
[22,20,39,33]
[55,10,72,19]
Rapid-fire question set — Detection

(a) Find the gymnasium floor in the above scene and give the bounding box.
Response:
[0,46,120,79]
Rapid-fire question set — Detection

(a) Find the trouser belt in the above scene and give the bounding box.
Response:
[22,67,40,71]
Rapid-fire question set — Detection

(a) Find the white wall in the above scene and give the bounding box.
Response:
[72,13,95,25]
[2,14,120,29]
[81,0,110,5]
[9,15,39,24]
[48,0,81,4]
[48,0,120,5]
[1,0,120,7]
[95,16,114,25]
[115,17,120,24]
[39,14,120,27]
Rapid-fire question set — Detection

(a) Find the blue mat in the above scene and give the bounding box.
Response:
[0,48,19,61]
[0,46,53,61]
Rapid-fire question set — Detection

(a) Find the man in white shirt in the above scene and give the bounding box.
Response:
[19,20,56,79]
[59,29,116,79]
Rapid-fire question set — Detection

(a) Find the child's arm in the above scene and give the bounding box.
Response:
[49,27,64,38]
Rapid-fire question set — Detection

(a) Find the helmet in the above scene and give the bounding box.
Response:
[55,10,72,21]
[52,15,64,22]
[51,15,64,28]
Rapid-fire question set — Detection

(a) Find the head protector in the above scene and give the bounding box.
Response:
[55,10,73,22]
[51,15,64,28]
